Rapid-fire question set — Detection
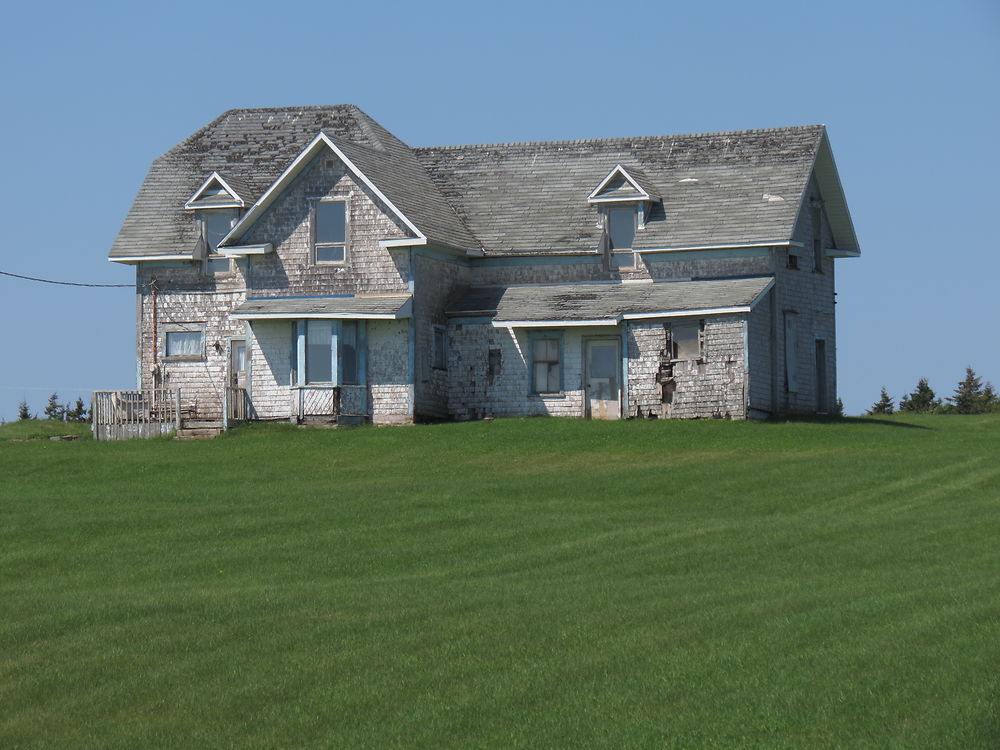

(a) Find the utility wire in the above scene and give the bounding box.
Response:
[0,269,140,288]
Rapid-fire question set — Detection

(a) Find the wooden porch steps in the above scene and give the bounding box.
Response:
[175,421,223,440]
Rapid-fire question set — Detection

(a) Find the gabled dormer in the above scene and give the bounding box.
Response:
[185,173,247,274]
[588,165,660,270]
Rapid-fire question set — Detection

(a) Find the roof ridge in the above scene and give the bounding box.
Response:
[414,124,826,152]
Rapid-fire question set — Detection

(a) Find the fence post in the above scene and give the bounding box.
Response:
[174,389,181,431]
[223,387,230,432]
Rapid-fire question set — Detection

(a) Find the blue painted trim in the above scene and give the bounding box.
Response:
[358,320,368,391]
[413,246,469,264]
[620,323,629,418]
[295,321,306,387]
[330,320,341,387]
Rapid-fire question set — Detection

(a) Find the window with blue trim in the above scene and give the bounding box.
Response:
[530,334,562,394]
[298,320,360,385]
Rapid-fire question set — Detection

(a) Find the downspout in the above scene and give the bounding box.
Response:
[150,277,159,387]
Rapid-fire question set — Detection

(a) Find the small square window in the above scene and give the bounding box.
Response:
[165,330,203,359]
[206,255,231,275]
[315,200,347,264]
[787,252,799,270]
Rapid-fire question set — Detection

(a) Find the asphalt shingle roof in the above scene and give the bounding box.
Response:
[446,276,774,322]
[111,106,836,259]
[415,126,825,254]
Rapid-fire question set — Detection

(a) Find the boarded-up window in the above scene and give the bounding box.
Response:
[432,325,447,370]
[306,320,333,383]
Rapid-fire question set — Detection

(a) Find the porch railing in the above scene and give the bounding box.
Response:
[92,389,180,440]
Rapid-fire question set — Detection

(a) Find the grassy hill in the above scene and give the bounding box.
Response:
[2,415,998,748]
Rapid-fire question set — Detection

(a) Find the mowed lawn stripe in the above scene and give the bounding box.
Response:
[1,415,999,748]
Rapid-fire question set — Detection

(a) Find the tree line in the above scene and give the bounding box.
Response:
[870,367,997,415]
[16,393,90,422]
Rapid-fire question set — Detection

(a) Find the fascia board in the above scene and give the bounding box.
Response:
[109,254,193,264]
[219,243,273,257]
[638,242,790,254]
[493,319,619,328]
[237,312,407,320]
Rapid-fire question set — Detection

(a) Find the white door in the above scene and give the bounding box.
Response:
[585,339,621,420]
[229,339,247,389]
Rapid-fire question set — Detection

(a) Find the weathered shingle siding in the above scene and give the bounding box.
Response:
[245,155,409,296]
[412,251,468,420]
[626,316,747,420]
[247,319,293,419]
[367,320,412,424]
[746,290,775,415]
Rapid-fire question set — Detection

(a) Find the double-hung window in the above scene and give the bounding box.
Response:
[530,334,562,394]
[314,200,347,264]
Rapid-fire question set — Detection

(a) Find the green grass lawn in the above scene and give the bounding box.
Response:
[2,415,999,749]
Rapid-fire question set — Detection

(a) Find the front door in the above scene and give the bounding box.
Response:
[229,339,247,388]
[585,338,621,420]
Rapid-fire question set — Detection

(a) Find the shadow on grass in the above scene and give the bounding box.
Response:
[762,415,933,430]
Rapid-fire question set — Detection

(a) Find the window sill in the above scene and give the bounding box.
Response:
[532,391,566,399]
[163,355,203,362]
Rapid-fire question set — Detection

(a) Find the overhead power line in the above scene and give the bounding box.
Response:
[0,269,139,288]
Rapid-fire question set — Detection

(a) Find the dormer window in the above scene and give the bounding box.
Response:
[199,208,239,274]
[588,164,660,272]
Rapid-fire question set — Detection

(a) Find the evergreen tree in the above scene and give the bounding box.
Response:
[899,378,940,413]
[65,397,89,422]
[17,400,31,420]
[949,367,990,414]
[43,392,65,421]
[868,387,894,415]
[833,398,845,417]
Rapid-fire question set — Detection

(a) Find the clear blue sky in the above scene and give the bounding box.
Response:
[1,0,997,421]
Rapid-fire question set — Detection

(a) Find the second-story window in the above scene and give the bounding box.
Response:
[607,206,637,270]
[200,208,239,274]
[314,200,347,264]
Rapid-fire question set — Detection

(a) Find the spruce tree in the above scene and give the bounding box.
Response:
[869,387,894,415]
[949,367,987,414]
[899,378,940,413]
[66,397,89,422]
[43,393,64,421]
[17,400,31,420]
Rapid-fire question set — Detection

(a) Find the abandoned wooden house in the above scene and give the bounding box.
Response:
[107,105,859,432]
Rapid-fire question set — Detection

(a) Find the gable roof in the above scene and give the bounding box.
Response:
[184,172,247,209]
[110,108,859,261]
[588,164,660,203]
[415,125,855,255]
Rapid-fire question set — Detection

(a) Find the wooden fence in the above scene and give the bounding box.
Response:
[92,389,180,440]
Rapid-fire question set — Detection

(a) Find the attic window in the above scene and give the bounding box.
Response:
[607,207,636,250]
[314,200,347,264]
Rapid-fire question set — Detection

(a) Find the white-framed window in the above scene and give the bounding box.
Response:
[530,333,563,394]
[313,200,347,264]
[432,325,448,370]
[607,205,638,269]
[164,330,203,360]
[670,319,704,361]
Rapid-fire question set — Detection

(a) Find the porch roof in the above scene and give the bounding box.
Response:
[446,276,774,326]
[232,294,412,320]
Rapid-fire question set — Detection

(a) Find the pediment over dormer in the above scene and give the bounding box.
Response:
[587,165,660,204]
[184,172,247,210]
